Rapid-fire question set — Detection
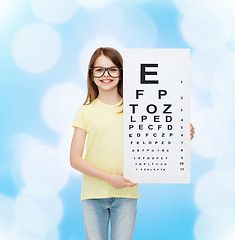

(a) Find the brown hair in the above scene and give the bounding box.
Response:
[82,47,123,114]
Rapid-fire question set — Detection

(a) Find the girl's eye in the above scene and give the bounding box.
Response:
[110,68,117,72]
[95,68,103,72]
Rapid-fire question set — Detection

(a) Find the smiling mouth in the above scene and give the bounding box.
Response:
[100,80,113,83]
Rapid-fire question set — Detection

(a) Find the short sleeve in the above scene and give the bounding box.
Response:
[72,106,88,131]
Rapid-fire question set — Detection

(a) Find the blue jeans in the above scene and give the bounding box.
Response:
[82,197,138,240]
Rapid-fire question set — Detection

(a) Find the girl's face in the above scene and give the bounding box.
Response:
[92,55,121,92]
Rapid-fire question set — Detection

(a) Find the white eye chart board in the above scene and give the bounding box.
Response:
[123,48,191,184]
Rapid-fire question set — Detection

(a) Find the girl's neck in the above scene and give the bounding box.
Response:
[97,90,122,105]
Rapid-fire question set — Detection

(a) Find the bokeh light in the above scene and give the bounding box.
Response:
[180,2,232,47]
[14,193,63,234]
[21,144,70,194]
[12,23,62,73]
[75,0,113,9]
[32,0,79,24]
[41,82,87,133]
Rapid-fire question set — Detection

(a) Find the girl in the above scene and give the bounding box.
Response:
[70,47,195,240]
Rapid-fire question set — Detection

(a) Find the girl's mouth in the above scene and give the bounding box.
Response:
[100,80,113,84]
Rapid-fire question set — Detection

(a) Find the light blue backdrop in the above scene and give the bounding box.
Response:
[1,0,235,239]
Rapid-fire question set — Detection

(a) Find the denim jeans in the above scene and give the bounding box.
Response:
[82,197,138,240]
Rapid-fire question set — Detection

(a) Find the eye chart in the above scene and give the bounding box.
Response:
[123,48,191,183]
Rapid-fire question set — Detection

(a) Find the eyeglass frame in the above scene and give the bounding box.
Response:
[89,66,123,78]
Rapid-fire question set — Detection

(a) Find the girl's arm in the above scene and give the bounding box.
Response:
[70,127,137,189]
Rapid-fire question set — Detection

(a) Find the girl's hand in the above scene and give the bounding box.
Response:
[107,174,137,189]
[190,123,195,141]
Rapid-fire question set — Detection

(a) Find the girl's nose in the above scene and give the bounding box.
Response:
[103,69,109,77]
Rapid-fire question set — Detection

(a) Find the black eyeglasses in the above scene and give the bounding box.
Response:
[90,66,122,78]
